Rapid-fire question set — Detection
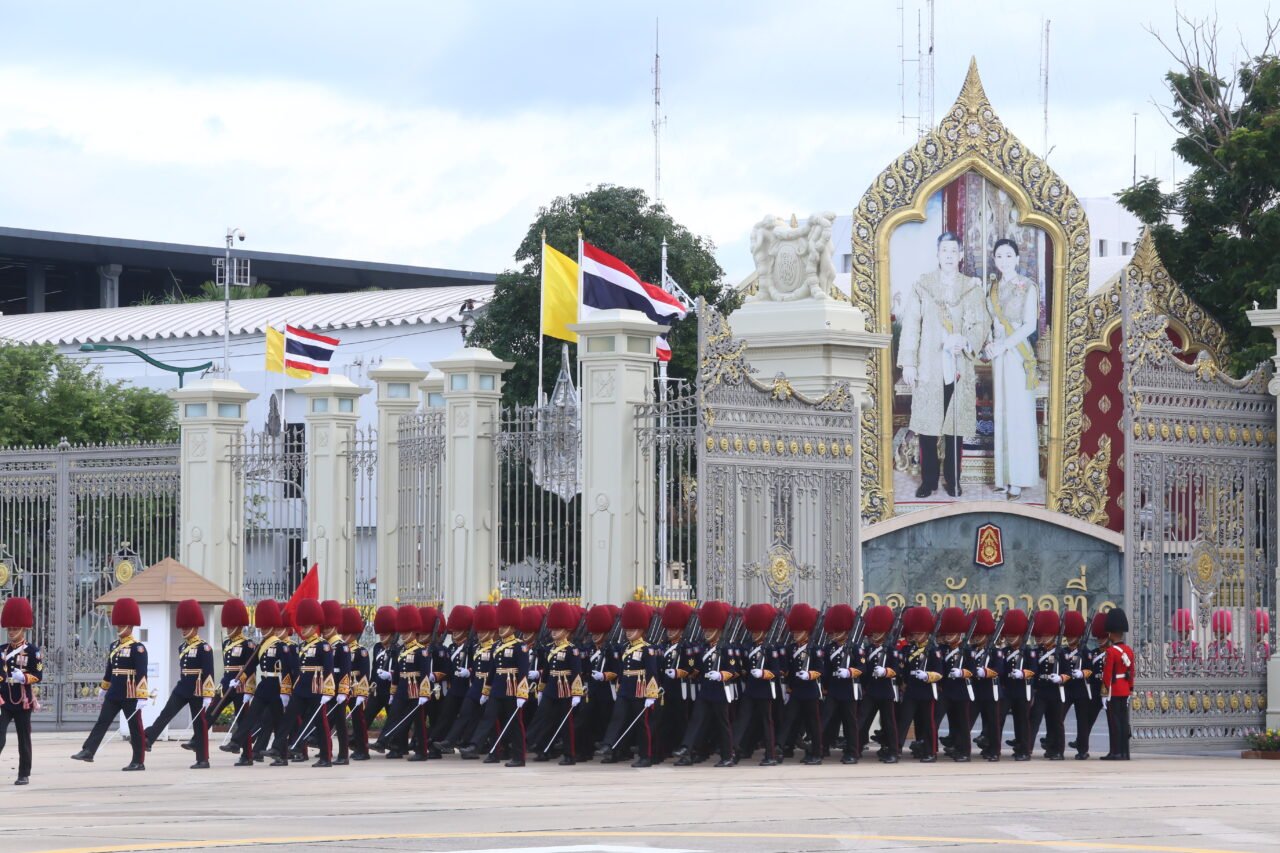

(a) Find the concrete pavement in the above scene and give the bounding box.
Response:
[1,733,1278,853]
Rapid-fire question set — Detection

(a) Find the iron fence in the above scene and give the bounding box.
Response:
[635,379,698,600]
[348,425,378,607]
[230,427,307,605]
[397,410,446,604]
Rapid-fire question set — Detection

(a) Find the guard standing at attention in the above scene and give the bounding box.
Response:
[1100,607,1135,761]
[72,597,149,771]
[0,597,42,785]
[143,599,216,768]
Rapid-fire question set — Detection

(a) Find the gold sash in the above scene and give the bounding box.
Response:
[990,283,1038,390]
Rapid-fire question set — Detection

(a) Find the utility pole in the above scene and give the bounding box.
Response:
[218,228,247,378]
[1040,19,1051,157]
[652,19,666,204]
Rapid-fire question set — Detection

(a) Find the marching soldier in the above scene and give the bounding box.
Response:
[341,606,372,761]
[521,605,547,729]
[778,602,824,765]
[527,602,583,764]
[217,598,257,758]
[656,600,694,762]
[821,603,864,764]
[1100,607,1135,761]
[467,598,530,767]
[1030,609,1069,760]
[431,605,474,751]
[673,600,738,768]
[289,599,336,767]
[444,603,498,754]
[374,605,425,759]
[734,603,781,766]
[999,609,1034,761]
[899,605,942,762]
[966,608,1004,762]
[0,597,41,785]
[858,604,900,764]
[320,600,352,765]
[72,597,149,771]
[575,604,617,762]
[415,606,448,758]
[935,606,973,762]
[143,599,216,768]
[366,606,399,733]
[237,599,296,767]
[600,602,659,767]
[1068,611,1108,760]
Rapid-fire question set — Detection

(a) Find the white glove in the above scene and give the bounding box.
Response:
[750,668,764,679]
[949,667,964,679]
[873,665,887,678]
[644,698,655,708]
[591,670,605,682]
[516,698,526,709]
[425,672,436,685]
[320,695,332,704]
[1049,674,1063,684]
[354,696,365,708]
[243,695,252,706]
[664,668,677,679]
[9,673,26,684]
[836,667,851,679]
[479,695,489,705]
[1102,696,1110,709]
[571,696,581,707]
[97,688,106,699]
[417,696,428,706]
[797,670,811,681]
[527,669,540,681]
[783,691,792,704]
[336,693,347,704]
[281,695,291,708]
[455,667,471,679]
[705,670,722,682]
[972,667,986,679]
[377,669,392,680]
[912,670,929,681]
[1008,668,1024,680]
[1071,668,1084,679]
[202,697,213,709]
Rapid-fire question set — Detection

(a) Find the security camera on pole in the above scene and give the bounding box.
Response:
[217,228,249,378]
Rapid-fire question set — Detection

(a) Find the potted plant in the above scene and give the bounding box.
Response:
[1242,729,1280,759]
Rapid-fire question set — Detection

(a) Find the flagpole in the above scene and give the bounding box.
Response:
[658,238,670,589]
[538,230,547,407]
[577,230,584,391]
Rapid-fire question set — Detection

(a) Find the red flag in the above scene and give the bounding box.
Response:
[281,563,320,631]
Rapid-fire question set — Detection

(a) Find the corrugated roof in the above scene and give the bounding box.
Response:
[0,283,494,346]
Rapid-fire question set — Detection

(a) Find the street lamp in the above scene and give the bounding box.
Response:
[77,344,213,388]
[219,228,248,378]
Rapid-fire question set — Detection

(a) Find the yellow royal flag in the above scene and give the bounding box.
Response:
[541,241,579,343]
[265,326,313,379]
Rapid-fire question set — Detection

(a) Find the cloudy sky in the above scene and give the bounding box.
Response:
[0,1,1266,282]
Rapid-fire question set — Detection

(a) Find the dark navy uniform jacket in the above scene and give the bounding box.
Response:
[173,636,217,699]
[782,641,824,701]
[1062,643,1094,701]
[822,639,867,702]
[659,639,695,700]
[968,642,1006,702]
[615,640,660,700]
[220,634,257,696]
[937,642,974,701]
[466,638,496,702]
[390,640,427,701]
[543,640,583,700]
[740,641,783,700]
[254,636,298,701]
[329,636,352,698]
[347,640,371,699]
[901,641,944,701]
[484,635,529,700]
[859,640,901,702]
[0,641,42,707]
[687,642,739,705]
[442,639,473,699]
[583,642,617,704]
[1033,644,1066,696]
[295,636,335,700]
[100,635,150,701]
[371,640,397,701]
[1001,642,1038,702]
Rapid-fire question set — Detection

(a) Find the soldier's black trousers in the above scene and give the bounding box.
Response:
[0,704,33,777]
[145,691,209,762]
[861,695,899,756]
[574,692,613,759]
[365,687,391,734]
[1001,681,1033,755]
[466,695,501,751]
[1074,690,1102,755]
[734,695,776,759]
[348,699,369,755]
[294,697,333,761]
[682,700,733,760]
[480,697,525,761]
[973,697,1000,757]
[654,692,689,760]
[1032,687,1067,756]
[603,696,652,759]
[443,695,481,747]
[781,696,824,758]
[432,690,465,745]
[527,695,574,757]
[243,693,288,758]
[936,695,971,757]
[384,694,425,757]
[328,697,349,759]
[898,695,937,756]
[82,697,145,765]
[1105,695,1130,758]
[821,697,860,758]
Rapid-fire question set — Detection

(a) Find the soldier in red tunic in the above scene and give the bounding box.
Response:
[1100,607,1135,761]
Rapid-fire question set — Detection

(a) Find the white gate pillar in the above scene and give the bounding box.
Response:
[169,379,257,592]
[1247,305,1280,730]
[433,348,512,606]
[569,310,663,604]
[294,375,370,603]
[368,358,428,606]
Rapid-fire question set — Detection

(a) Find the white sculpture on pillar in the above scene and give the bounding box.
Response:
[748,212,839,302]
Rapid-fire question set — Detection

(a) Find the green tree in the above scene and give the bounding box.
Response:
[1117,14,1280,374]
[467,185,734,405]
[0,344,178,446]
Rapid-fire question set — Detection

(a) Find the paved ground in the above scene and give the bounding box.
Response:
[2,733,1278,853]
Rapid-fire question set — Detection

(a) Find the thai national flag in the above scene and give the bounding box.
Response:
[284,325,340,375]
[581,241,687,361]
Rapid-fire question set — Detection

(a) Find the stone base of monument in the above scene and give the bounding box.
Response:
[729,298,888,400]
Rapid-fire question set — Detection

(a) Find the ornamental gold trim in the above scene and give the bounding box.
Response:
[850,58,1090,521]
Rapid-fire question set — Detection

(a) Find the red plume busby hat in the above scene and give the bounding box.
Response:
[175,599,205,630]
[585,604,614,635]
[864,604,894,635]
[395,603,421,634]
[938,606,968,635]
[373,605,398,634]
[520,605,545,636]
[661,600,693,630]
[1211,609,1232,636]
[700,600,730,632]
[254,599,280,630]
[1063,610,1086,639]
[1173,608,1193,635]
[497,598,523,629]
[743,603,777,634]
[1090,611,1109,641]
[221,598,250,629]
[1001,608,1028,638]
[295,598,324,629]
[321,600,343,631]
[785,602,819,633]
[901,606,934,635]
[1031,609,1060,638]
[1,597,34,629]
[824,603,856,634]
[1257,608,1271,637]
[969,608,996,636]
[547,601,578,632]
[446,605,475,633]
[418,606,441,636]
[340,606,364,636]
[111,597,141,627]
[473,603,499,633]
[621,600,650,631]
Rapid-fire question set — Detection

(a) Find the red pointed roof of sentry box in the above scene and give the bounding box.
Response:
[95,557,233,606]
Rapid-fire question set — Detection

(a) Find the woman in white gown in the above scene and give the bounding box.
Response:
[984,239,1040,499]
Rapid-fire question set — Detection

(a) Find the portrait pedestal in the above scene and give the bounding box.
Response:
[729,299,890,401]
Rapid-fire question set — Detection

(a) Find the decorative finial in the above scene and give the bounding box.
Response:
[789,213,798,227]
[1254,300,1261,311]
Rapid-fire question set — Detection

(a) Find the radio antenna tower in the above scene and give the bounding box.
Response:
[1040,19,1053,158]
[897,1,919,134]
[919,0,935,135]
[652,19,667,204]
